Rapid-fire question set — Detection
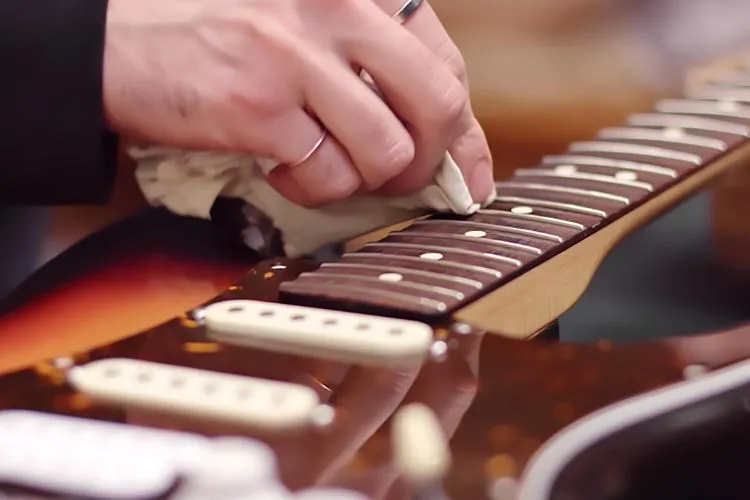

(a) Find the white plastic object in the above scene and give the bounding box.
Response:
[67,358,320,431]
[392,403,452,487]
[0,410,277,499]
[202,300,434,366]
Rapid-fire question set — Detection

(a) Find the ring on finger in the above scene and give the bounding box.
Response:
[392,0,424,23]
[289,129,328,168]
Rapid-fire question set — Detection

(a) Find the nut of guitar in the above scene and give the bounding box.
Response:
[67,358,322,431]
[0,410,279,499]
[202,299,435,366]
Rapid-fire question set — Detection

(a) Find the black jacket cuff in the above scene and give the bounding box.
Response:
[0,0,118,205]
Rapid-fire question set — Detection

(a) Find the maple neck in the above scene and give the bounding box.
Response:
[279,80,750,337]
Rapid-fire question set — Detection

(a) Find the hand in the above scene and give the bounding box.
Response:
[102,0,493,207]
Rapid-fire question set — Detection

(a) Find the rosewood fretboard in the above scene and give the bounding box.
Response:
[279,84,750,322]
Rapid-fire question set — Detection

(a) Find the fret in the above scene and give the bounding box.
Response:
[280,281,449,314]
[655,99,750,125]
[412,219,562,245]
[627,113,750,137]
[363,242,521,273]
[514,168,654,192]
[495,183,624,216]
[493,195,607,218]
[686,86,750,104]
[377,237,526,267]
[386,231,540,265]
[319,262,484,291]
[486,203,600,230]
[396,229,542,255]
[473,209,584,233]
[537,163,674,191]
[597,127,728,151]
[541,155,679,178]
[294,271,466,301]
[341,253,501,283]
[568,141,704,165]
[497,181,631,205]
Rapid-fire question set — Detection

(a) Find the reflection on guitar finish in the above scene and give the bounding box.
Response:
[2,64,750,499]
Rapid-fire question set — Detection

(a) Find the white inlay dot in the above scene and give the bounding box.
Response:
[554,164,577,175]
[615,171,638,182]
[378,272,403,282]
[718,100,739,112]
[663,127,685,139]
[464,230,487,238]
[511,206,534,215]
[420,252,444,261]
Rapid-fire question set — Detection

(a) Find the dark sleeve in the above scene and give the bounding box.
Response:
[0,0,119,205]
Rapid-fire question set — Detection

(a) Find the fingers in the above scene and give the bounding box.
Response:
[341,1,468,196]
[265,109,362,207]
[372,0,495,201]
[300,52,416,191]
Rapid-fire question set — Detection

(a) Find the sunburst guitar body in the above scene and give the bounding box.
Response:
[4,65,750,500]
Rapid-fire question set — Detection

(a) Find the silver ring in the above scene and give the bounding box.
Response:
[289,129,327,167]
[393,0,424,23]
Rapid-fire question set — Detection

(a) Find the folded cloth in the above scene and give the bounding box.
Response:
[130,147,495,258]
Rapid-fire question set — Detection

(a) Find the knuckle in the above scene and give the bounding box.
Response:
[435,81,469,125]
[438,40,469,83]
[365,132,415,188]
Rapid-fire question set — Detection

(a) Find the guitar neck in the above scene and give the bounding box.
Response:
[279,80,750,339]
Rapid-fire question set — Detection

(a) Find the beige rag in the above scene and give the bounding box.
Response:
[131,147,495,258]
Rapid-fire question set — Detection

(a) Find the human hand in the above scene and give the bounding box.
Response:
[103,0,493,208]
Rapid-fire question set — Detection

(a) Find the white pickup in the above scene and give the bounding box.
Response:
[0,410,278,499]
[202,300,434,366]
[67,358,321,431]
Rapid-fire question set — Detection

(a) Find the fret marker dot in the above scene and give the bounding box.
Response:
[663,127,684,139]
[420,252,444,261]
[378,272,403,282]
[718,100,739,112]
[511,206,534,215]
[554,164,577,175]
[615,171,638,182]
[464,230,487,238]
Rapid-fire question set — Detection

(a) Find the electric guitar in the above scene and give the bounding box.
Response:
[3,67,750,499]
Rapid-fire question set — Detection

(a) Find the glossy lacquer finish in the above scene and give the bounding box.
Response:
[4,73,750,499]
[0,207,750,500]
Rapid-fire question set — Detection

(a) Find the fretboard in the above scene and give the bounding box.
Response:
[279,83,750,326]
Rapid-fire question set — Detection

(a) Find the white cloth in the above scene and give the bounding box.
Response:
[131,147,495,258]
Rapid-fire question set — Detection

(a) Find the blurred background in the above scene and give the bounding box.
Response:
[2,0,750,341]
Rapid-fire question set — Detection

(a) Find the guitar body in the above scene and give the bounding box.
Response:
[3,207,750,499]
[6,48,750,500]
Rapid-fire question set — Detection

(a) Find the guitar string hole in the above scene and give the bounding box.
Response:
[356,323,370,331]
[227,306,244,313]
[322,318,337,326]
[464,230,487,238]
[103,368,119,378]
[259,310,274,317]
[136,372,152,383]
[290,314,306,321]
[389,328,403,335]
